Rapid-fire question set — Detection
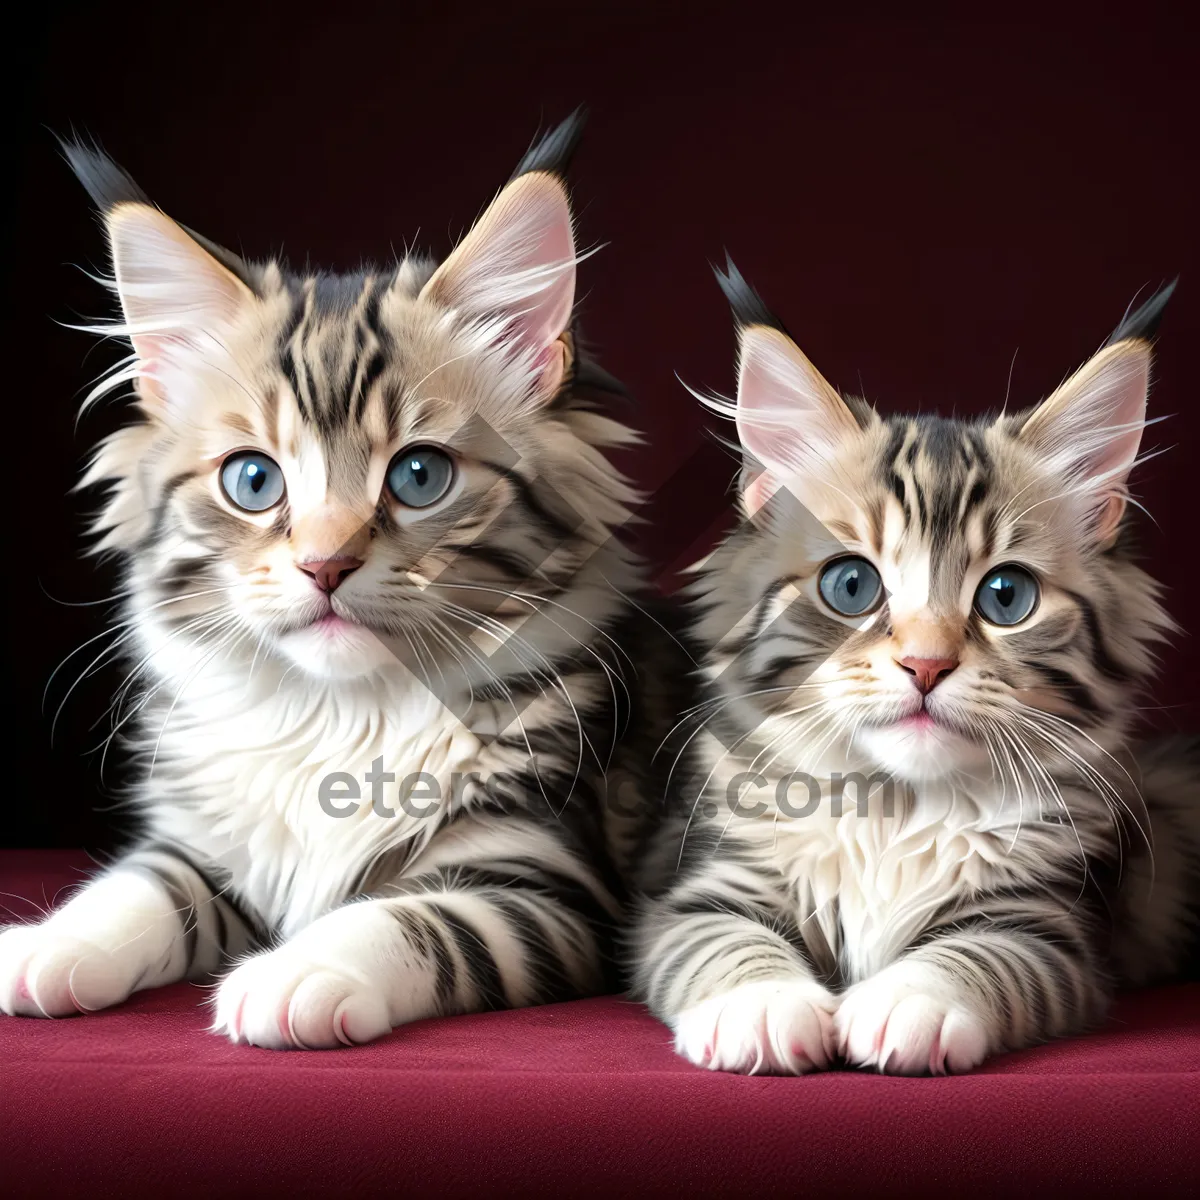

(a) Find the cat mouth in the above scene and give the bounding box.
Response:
[307,619,357,638]
[281,602,367,637]
[866,702,967,738]
[893,704,983,744]
[311,612,358,633]
[895,711,939,731]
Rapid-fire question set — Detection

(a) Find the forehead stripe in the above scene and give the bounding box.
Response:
[279,284,315,424]
[351,279,388,424]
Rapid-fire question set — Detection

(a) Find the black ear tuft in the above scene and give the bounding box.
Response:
[57,134,153,211]
[1106,278,1178,346]
[58,131,260,293]
[713,253,790,335]
[510,107,588,180]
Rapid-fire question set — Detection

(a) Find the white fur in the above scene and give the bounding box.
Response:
[0,857,209,1016]
[836,960,991,1075]
[673,979,837,1074]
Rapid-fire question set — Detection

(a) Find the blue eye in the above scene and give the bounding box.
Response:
[219,452,285,512]
[387,445,455,508]
[975,565,1039,626]
[818,556,883,617]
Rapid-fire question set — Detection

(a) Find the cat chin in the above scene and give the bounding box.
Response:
[854,721,990,783]
[275,621,401,681]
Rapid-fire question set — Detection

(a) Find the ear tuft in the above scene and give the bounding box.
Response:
[510,108,588,180]
[61,133,258,293]
[713,254,790,336]
[58,134,153,212]
[1105,278,1178,347]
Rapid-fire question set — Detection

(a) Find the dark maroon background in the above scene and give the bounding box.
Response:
[7,2,1197,849]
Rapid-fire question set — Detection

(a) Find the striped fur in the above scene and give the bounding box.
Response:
[631,272,1200,1075]
[0,116,669,1048]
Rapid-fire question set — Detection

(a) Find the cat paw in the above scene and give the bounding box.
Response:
[0,924,138,1017]
[212,948,392,1050]
[673,979,838,1074]
[835,967,992,1075]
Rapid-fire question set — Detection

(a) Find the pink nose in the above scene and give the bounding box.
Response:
[298,556,363,593]
[896,656,959,694]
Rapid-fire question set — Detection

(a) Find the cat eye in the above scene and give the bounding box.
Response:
[386,444,455,509]
[817,556,883,617]
[974,565,1039,626]
[219,452,285,512]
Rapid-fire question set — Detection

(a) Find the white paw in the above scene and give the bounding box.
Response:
[0,924,140,1017]
[835,966,992,1075]
[673,979,838,1074]
[212,947,392,1050]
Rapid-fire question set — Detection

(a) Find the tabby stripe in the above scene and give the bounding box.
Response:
[487,892,581,1002]
[351,280,388,422]
[427,904,508,1008]
[1064,590,1130,681]
[402,909,458,1007]
[447,542,537,582]
[484,462,582,543]
[751,654,809,684]
[283,286,316,422]
[142,840,264,943]
[1034,663,1099,715]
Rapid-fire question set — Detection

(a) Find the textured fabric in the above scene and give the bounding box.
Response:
[2,851,1197,1198]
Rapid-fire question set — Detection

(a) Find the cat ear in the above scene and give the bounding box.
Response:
[715,259,859,514]
[62,139,256,410]
[733,325,860,514]
[421,171,577,395]
[1020,303,1166,544]
[106,204,254,379]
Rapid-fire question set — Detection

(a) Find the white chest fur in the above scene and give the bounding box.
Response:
[140,663,482,934]
[748,775,1088,982]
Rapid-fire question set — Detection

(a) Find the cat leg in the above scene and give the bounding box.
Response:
[632,857,837,1074]
[0,842,254,1017]
[836,903,1110,1075]
[211,816,616,1049]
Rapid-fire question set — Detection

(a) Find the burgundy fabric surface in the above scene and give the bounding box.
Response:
[2,851,1197,1198]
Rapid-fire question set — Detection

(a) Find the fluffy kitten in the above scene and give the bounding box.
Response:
[0,115,658,1048]
[631,266,1200,1074]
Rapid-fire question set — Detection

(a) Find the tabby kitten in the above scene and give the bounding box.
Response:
[0,115,653,1048]
[631,266,1200,1075]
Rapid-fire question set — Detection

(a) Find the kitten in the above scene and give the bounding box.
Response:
[631,265,1200,1075]
[0,114,661,1049]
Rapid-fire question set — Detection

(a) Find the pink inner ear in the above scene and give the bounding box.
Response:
[734,327,852,480]
[135,352,164,404]
[421,172,577,362]
[1094,492,1126,544]
[519,212,575,352]
[529,339,567,395]
[742,470,779,518]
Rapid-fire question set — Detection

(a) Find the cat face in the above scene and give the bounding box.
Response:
[71,128,637,685]
[698,271,1174,785]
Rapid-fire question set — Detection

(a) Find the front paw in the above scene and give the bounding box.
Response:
[212,948,392,1049]
[673,979,838,1074]
[0,924,139,1017]
[835,966,992,1075]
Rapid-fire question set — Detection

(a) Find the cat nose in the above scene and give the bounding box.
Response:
[298,556,363,593]
[896,656,959,694]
